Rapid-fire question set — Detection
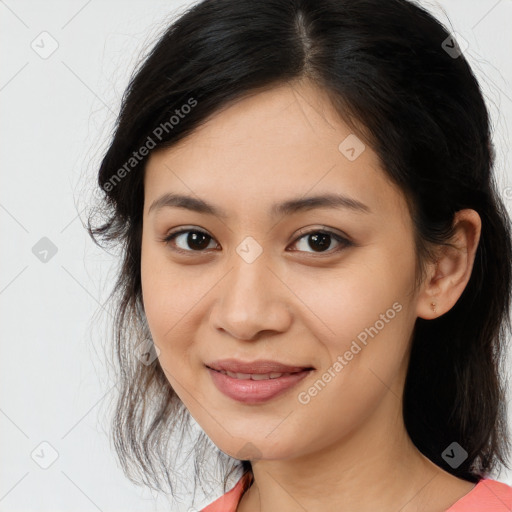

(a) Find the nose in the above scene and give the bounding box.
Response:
[209,249,293,341]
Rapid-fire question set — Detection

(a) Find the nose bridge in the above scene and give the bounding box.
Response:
[212,236,291,339]
[226,236,274,312]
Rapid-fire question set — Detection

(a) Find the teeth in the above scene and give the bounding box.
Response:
[251,373,274,380]
[219,370,293,380]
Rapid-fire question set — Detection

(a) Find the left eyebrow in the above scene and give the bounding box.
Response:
[272,193,372,216]
[147,192,372,218]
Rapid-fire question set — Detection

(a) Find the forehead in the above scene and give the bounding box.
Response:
[143,80,407,222]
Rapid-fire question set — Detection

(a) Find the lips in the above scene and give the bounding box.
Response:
[207,366,313,404]
[205,358,315,404]
[205,358,314,375]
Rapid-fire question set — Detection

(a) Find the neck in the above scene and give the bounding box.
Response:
[237,387,468,512]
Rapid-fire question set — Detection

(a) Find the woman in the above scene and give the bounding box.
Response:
[88,0,512,510]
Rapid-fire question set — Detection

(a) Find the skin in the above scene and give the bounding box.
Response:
[140,78,481,512]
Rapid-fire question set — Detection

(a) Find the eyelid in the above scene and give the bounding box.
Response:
[293,225,350,244]
[160,225,353,255]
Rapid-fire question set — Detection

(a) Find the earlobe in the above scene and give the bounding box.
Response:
[416,209,481,320]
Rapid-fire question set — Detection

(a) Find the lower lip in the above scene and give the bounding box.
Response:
[207,367,312,404]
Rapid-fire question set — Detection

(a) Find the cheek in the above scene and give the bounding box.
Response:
[291,274,413,448]
[140,242,189,354]
[140,242,216,382]
[296,244,417,393]
[141,236,189,327]
[141,243,168,336]
[140,252,203,404]
[295,252,413,342]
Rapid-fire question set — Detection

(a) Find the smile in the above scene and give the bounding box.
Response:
[207,366,313,404]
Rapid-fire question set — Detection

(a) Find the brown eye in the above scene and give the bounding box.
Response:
[290,229,352,254]
[163,229,218,253]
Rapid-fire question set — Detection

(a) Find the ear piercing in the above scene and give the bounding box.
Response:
[430,301,437,314]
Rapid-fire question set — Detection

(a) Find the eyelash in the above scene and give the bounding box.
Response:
[160,226,353,256]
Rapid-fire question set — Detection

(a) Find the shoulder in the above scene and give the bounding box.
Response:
[200,471,253,512]
[446,477,512,511]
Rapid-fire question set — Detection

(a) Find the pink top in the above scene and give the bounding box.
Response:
[200,472,512,512]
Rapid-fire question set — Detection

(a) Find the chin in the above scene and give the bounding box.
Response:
[206,430,296,462]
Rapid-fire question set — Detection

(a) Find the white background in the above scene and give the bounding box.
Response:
[1,0,512,510]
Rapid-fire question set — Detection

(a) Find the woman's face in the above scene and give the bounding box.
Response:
[141,79,424,462]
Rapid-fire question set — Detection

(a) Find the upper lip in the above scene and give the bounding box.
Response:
[206,359,314,374]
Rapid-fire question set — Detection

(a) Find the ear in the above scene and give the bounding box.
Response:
[416,209,481,319]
